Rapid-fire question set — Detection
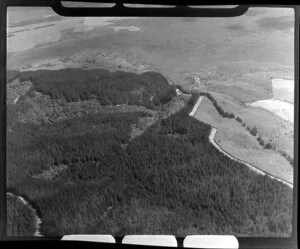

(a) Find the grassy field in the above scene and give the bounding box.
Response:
[192,83,294,161]
[236,106,294,157]
[204,75,273,103]
[194,96,293,183]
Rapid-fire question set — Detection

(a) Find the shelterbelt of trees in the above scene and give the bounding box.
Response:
[199,91,293,167]
[7,95,292,237]
[7,69,177,109]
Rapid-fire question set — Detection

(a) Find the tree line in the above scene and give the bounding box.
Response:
[14,69,176,109]
[199,92,235,118]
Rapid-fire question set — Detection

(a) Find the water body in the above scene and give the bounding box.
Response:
[246,78,294,123]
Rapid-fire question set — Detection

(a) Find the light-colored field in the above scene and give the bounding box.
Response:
[245,78,294,123]
[203,91,245,113]
[209,127,293,188]
[194,96,293,183]
[272,78,294,103]
[204,74,273,103]
[195,79,294,160]
[246,98,294,123]
[236,106,294,157]
[237,77,294,157]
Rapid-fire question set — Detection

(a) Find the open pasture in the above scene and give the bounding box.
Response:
[194,96,293,183]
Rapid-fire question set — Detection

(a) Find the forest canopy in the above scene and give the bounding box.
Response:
[6,69,293,237]
[10,69,177,109]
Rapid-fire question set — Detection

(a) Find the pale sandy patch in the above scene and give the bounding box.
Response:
[272,78,294,103]
[247,98,294,123]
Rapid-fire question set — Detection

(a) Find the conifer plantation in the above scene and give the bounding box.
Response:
[7,69,293,236]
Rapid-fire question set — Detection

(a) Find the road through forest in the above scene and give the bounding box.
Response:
[7,192,43,236]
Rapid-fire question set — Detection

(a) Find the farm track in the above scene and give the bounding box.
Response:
[7,192,43,236]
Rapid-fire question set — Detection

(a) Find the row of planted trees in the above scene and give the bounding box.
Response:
[235,115,293,166]
[199,92,235,118]
[198,92,264,143]
[199,91,293,166]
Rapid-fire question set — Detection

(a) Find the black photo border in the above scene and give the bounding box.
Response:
[0,1,298,249]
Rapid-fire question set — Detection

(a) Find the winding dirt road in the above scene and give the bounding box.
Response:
[189,96,293,189]
[189,96,204,117]
[7,192,43,236]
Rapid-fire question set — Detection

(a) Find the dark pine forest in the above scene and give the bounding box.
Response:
[16,68,177,108]
[6,69,293,237]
